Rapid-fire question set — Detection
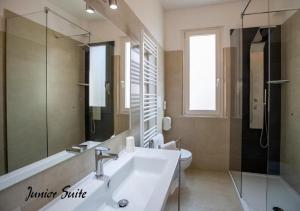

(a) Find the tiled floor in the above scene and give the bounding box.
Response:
[165,168,243,211]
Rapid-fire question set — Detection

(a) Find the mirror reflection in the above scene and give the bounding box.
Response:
[1,0,130,175]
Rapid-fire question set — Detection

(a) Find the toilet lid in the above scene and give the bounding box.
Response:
[180,149,192,161]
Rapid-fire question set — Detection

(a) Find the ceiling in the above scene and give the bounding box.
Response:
[48,0,105,21]
[160,0,240,10]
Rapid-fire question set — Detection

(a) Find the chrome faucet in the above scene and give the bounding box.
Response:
[148,139,154,148]
[95,146,118,178]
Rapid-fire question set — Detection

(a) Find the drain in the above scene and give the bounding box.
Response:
[118,199,129,208]
[273,207,284,211]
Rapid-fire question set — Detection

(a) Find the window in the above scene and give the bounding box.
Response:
[89,45,107,107]
[119,38,131,113]
[183,28,224,117]
[124,41,131,109]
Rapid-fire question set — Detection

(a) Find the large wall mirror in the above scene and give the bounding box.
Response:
[1,0,131,176]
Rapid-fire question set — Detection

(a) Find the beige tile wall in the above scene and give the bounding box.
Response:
[281,10,300,193]
[157,46,165,133]
[6,13,48,171]
[47,30,85,156]
[113,55,129,135]
[164,50,231,171]
[114,113,129,134]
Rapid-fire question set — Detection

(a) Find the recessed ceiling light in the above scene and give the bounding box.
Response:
[86,4,95,14]
[109,0,118,10]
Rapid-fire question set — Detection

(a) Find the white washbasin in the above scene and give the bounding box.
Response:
[40,147,180,211]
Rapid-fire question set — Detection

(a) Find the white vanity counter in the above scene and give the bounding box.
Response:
[40,147,180,211]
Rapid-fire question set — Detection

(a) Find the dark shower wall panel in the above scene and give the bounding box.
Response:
[268,26,281,175]
[242,28,268,174]
[242,27,281,175]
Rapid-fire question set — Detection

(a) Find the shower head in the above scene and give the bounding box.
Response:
[252,25,279,44]
[252,29,263,43]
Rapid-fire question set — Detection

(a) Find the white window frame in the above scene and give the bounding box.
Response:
[119,37,131,114]
[183,27,224,117]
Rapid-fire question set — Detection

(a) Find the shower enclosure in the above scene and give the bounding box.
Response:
[230,0,300,211]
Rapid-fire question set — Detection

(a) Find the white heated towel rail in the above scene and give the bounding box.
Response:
[141,32,158,147]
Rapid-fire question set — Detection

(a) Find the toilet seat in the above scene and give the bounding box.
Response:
[180,149,192,161]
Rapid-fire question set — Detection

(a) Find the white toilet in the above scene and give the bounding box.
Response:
[180,148,192,171]
[151,133,192,192]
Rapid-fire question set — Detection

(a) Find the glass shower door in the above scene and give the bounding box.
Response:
[267,3,300,211]
[229,28,243,196]
[240,5,270,210]
[238,1,300,211]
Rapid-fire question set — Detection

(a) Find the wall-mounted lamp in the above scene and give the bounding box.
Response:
[86,3,95,14]
[109,0,118,10]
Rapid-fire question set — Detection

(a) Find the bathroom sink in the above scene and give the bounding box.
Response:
[40,148,180,211]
